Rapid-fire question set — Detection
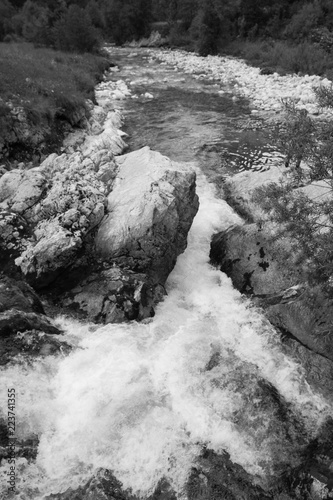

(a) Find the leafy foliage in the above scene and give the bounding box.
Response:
[0,0,15,41]
[53,4,100,53]
[253,95,333,287]
[3,0,333,57]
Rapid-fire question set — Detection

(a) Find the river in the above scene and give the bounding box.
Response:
[0,47,331,500]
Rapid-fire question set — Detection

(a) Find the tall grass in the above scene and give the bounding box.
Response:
[0,42,110,126]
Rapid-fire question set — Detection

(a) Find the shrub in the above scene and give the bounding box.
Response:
[272,101,316,170]
[225,39,333,77]
[314,83,333,108]
[252,97,333,287]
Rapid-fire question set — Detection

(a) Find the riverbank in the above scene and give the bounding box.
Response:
[150,47,333,119]
[0,42,112,164]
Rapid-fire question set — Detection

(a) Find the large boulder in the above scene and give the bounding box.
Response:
[212,174,333,399]
[95,147,199,283]
[61,147,199,323]
[210,223,333,385]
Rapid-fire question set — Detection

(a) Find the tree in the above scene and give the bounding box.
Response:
[197,0,221,55]
[103,0,151,45]
[86,0,105,29]
[0,0,15,40]
[12,0,51,43]
[178,0,198,29]
[284,1,323,41]
[53,4,100,52]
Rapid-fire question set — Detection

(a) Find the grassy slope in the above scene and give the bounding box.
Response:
[0,42,111,161]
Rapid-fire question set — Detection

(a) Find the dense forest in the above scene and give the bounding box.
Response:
[1,0,333,56]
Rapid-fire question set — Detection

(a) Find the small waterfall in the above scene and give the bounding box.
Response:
[0,168,330,499]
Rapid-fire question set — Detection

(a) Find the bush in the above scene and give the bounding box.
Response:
[252,96,333,287]
[272,101,316,170]
[53,5,100,53]
[314,83,333,108]
[189,2,221,56]
[225,39,333,77]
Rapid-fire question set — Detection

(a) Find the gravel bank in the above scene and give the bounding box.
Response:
[151,49,333,119]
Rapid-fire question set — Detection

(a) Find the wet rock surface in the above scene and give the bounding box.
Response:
[44,439,333,500]
[187,449,272,500]
[61,265,165,323]
[0,276,69,365]
[46,469,176,500]
[210,222,333,400]
[0,275,44,314]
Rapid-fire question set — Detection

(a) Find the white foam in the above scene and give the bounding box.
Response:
[0,168,330,499]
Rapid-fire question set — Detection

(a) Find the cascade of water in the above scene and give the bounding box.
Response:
[0,168,330,499]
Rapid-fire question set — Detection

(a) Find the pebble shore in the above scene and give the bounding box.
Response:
[151,49,333,120]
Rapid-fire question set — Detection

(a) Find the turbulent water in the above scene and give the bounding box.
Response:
[0,47,331,499]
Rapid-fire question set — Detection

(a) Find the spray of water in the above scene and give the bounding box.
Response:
[0,167,330,499]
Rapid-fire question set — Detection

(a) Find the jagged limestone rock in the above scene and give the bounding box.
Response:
[96,146,199,283]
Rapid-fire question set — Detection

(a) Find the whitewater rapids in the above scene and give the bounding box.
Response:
[0,167,330,499]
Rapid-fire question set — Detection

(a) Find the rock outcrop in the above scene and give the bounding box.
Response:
[61,266,165,323]
[0,276,69,366]
[210,223,300,295]
[62,147,199,322]
[95,147,199,282]
[0,104,126,288]
[0,77,199,326]
[211,163,333,400]
[210,224,333,394]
